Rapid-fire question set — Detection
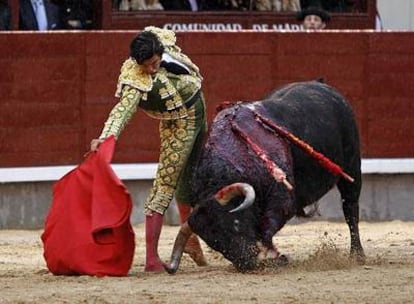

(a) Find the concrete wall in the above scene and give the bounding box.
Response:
[0,179,177,229]
[1,173,413,229]
[377,0,414,29]
[317,174,414,221]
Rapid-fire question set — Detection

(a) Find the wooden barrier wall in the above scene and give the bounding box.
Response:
[0,31,413,167]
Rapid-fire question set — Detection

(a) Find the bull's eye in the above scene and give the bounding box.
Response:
[233,219,240,232]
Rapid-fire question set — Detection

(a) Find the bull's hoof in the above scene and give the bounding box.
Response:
[184,235,208,266]
[259,254,290,268]
[350,251,366,265]
[277,254,289,266]
[184,248,208,266]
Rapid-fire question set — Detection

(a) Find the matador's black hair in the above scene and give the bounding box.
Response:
[130,31,164,64]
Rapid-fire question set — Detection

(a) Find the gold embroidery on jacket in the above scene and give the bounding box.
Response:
[115,58,152,97]
[99,85,141,139]
[144,26,203,80]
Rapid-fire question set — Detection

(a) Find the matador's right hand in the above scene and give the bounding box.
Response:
[90,139,104,152]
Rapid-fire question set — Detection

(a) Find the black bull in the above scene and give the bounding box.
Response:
[165,80,365,273]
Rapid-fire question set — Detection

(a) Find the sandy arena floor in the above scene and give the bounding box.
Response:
[1,220,413,304]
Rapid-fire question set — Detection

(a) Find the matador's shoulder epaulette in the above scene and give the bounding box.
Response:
[144,26,203,81]
[115,58,152,97]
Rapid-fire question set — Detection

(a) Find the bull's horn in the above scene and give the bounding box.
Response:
[214,182,255,213]
[164,221,193,274]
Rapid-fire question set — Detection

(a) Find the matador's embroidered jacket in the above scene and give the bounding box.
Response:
[99,26,203,140]
[97,27,207,213]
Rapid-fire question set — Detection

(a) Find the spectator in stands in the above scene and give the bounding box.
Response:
[119,0,164,10]
[297,1,330,29]
[90,26,208,272]
[346,0,366,13]
[160,0,200,11]
[19,0,65,30]
[0,0,11,30]
[160,0,239,11]
[320,0,347,12]
[63,0,94,29]
[256,0,301,12]
[228,0,251,10]
[301,0,364,13]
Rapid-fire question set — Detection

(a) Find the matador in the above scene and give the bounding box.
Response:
[90,26,208,272]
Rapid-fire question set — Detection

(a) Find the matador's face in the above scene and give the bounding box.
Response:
[141,54,162,76]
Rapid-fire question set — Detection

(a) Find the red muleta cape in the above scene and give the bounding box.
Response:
[41,136,135,277]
